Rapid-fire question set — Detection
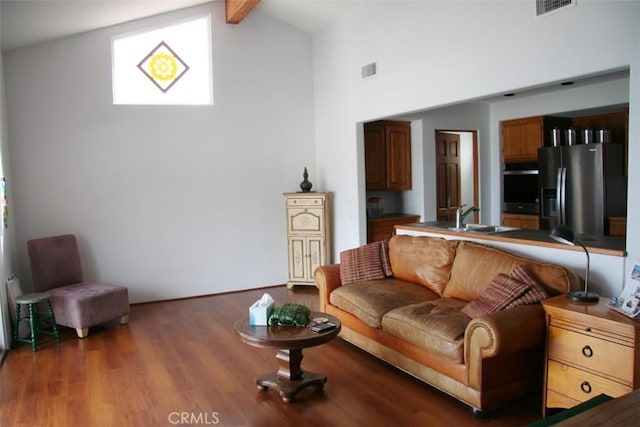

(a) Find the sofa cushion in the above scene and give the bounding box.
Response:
[48,282,129,328]
[505,264,549,309]
[380,240,393,277]
[388,235,455,295]
[518,261,577,296]
[339,241,392,285]
[444,240,575,301]
[330,278,438,328]
[381,298,470,363]
[461,274,530,319]
[444,241,516,301]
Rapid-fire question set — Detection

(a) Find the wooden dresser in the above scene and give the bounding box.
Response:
[542,295,640,416]
[283,192,331,289]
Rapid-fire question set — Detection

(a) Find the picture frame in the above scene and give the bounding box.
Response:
[621,294,640,316]
[609,259,640,319]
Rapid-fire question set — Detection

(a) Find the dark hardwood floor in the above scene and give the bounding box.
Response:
[1,285,543,426]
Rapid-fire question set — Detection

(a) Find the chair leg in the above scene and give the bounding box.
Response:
[12,303,20,347]
[74,313,128,338]
[28,303,38,352]
[45,299,61,342]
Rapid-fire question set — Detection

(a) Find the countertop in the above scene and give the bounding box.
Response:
[396,221,626,257]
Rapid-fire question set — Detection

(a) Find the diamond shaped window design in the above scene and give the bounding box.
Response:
[112,14,212,105]
[138,41,190,93]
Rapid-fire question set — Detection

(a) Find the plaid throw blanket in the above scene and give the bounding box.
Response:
[268,303,310,327]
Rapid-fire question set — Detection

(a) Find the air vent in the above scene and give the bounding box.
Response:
[536,0,575,16]
[361,61,377,79]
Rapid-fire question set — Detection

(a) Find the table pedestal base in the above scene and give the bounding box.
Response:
[256,348,326,402]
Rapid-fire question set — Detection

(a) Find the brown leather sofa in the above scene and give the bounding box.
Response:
[314,234,579,413]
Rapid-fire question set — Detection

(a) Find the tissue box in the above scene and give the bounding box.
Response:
[249,299,274,326]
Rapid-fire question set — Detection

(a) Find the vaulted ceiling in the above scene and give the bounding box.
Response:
[0,0,359,51]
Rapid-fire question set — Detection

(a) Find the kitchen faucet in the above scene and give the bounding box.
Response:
[456,204,480,230]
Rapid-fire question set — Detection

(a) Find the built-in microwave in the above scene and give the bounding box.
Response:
[503,164,539,214]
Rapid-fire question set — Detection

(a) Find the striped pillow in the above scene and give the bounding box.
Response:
[461,274,530,319]
[505,264,549,309]
[339,241,393,285]
[380,240,393,277]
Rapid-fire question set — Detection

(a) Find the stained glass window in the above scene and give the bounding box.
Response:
[112,14,212,105]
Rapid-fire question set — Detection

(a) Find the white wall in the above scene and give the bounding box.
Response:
[459,132,474,210]
[0,2,18,351]
[402,120,424,218]
[626,30,640,292]
[4,3,315,303]
[313,1,640,290]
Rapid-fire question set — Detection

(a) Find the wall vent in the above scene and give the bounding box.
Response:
[361,61,377,79]
[536,0,575,16]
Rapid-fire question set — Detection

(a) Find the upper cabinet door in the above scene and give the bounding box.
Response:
[385,122,412,190]
[502,116,544,163]
[364,120,412,191]
[502,115,576,164]
[364,123,387,190]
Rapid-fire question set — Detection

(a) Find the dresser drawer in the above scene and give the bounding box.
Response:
[548,325,634,384]
[547,360,631,403]
[287,197,324,207]
[545,389,580,410]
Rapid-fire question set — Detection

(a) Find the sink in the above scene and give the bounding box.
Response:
[465,224,520,233]
[447,224,520,234]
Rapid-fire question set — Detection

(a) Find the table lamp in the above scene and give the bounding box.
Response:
[549,225,599,302]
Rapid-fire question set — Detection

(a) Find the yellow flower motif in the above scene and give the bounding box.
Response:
[148,53,178,81]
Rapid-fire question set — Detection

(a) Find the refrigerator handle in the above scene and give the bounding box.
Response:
[558,167,567,225]
[555,168,561,224]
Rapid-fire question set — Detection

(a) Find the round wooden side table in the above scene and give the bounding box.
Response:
[234,312,341,402]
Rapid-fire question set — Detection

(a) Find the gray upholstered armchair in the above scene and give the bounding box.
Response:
[27,234,129,338]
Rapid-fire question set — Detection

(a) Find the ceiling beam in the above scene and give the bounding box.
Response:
[226,0,261,24]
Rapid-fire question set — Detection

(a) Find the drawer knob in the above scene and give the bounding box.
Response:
[581,345,594,358]
[580,381,592,394]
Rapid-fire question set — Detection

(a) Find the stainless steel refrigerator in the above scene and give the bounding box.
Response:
[538,144,626,235]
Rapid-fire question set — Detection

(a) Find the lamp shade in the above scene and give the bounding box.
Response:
[549,225,577,246]
[548,226,599,303]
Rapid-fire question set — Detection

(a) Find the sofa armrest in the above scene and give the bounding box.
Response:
[465,304,546,388]
[314,264,342,312]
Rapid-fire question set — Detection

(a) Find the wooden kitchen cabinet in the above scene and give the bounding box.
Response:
[542,296,640,416]
[501,116,571,163]
[367,214,420,243]
[608,216,627,237]
[502,213,539,229]
[364,120,412,191]
[284,192,331,289]
[502,116,544,163]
